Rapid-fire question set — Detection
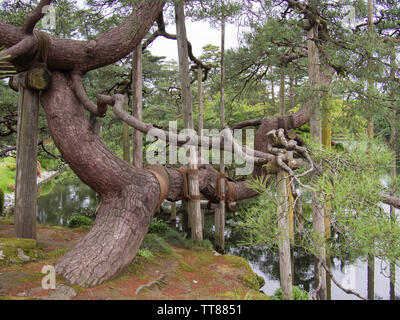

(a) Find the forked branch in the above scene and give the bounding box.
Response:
[22,0,53,34]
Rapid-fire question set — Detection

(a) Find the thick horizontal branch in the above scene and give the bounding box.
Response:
[110,94,276,165]
[1,1,166,73]
[0,36,36,62]
[0,146,16,157]
[381,194,400,210]
[233,118,262,130]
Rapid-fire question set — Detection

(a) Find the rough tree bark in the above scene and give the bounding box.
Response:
[42,72,161,287]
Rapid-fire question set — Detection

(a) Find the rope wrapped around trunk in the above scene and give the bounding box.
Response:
[145,164,170,210]
[213,173,238,211]
[176,168,201,201]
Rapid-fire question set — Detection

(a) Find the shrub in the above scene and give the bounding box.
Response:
[148,220,214,250]
[67,215,93,228]
[5,163,16,171]
[271,286,309,300]
[140,234,173,255]
[137,249,155,259]
[148,219,170,234]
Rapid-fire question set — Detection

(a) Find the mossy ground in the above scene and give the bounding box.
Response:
[0,219,269,300]
[0,238,39,268]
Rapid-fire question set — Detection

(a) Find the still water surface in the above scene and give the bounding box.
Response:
[35,176,399,300]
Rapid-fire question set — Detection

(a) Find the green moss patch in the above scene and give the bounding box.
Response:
[223,254,253,272]
[0,218,14,226]
[0,238,39,267]
[239,273,265,291]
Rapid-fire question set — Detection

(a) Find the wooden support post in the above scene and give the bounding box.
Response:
[170,201,177,221]
[14,73,40,239]
[366,0,375,300]
[175,3,202,240]
[279,72,285,116]
[132,45,143,168]
[214,206,224,252]
[123,99,130,163]
[367,256,375,300]
[289,74,295,108]
[216,13,226,252]
[198,64,204,159]
[389,53,397,301]
[322,90,332,300]
[308,21,327,300]
[277,170,293,300]
[181,199,190,234]
[286,178,294,244]
[271,78,275,108]
[201,209,205,231]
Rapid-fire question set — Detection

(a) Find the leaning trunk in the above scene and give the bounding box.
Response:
[41,72,160,287]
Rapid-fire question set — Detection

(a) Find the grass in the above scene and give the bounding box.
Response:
[0,157,56,194]
[0,157,16,193]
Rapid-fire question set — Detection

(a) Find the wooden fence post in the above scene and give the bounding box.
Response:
[14,73,40,239]
[132,45,143,168]
[277,169,293,300]
[175,3,203,240]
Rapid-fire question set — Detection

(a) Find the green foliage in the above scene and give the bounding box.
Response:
[271,286,309,300]
[67,215,93,229]
[237,137,400,268]
[38,155,63,172]
[137,248,155,259]
[140,234,173,256]
[4,163,16,171]
[148,219,170,234]
[148,218,213,250]
[0,158,16,194]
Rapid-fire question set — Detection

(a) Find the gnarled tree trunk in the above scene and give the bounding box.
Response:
[41,72,160,287]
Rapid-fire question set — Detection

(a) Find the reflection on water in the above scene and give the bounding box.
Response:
[36,176,98,226]
[36,176,400,300]
[167,209,400,300]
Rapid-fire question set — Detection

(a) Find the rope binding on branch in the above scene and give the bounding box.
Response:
[145,164,170,211]
[176,168,201,201]
[24,30,52,91]
[214,172,238,211]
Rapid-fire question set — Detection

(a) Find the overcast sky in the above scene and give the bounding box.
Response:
[148,20,245,62]
[73,1,246,62]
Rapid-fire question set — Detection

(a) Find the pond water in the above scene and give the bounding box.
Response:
[167,209,400,300]
[36,176,98,227]
[35,175,400,300]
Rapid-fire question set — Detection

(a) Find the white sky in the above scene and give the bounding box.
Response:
[73,1,246,62]
[148,20,245,62]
